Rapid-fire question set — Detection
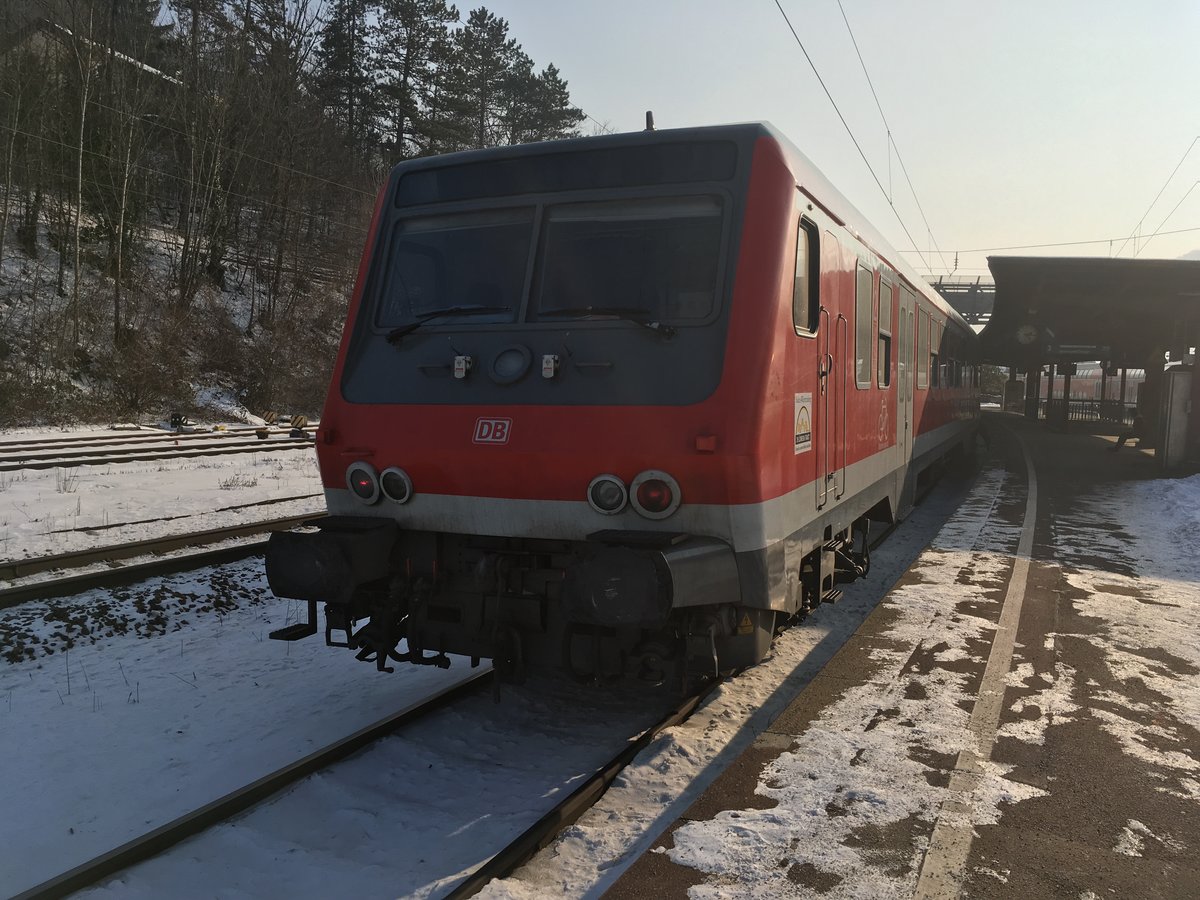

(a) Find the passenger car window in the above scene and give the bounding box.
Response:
[917,309,929,389]
[855,263,874,388]
[877,277,893,388]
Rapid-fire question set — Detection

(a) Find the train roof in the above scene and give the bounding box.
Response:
[751,123,968,331]
[388,122,971,335]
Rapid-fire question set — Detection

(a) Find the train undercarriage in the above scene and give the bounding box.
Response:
[265,515,874,689]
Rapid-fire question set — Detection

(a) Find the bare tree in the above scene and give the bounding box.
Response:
[62,0,98,346]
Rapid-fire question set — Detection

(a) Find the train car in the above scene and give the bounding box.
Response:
[265,122,979,685]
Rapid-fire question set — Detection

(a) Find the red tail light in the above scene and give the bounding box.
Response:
[345,462,380,504]
[636,479,672,512]
[630,470,681,519]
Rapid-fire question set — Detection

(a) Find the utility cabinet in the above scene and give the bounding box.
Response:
[1157,366,1194,469]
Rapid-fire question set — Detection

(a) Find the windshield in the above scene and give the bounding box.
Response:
[532,196,723,322]
[376,208,532,328]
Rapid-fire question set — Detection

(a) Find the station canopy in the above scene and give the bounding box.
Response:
[978,256,1200,367]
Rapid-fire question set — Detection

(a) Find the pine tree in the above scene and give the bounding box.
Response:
[446,7,519,150]
[373,0,458,163]
[315,0,377,157]
[500,57,584,145]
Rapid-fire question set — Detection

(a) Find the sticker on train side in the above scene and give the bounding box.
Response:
[473,417,513,444]
[794,393,812,454]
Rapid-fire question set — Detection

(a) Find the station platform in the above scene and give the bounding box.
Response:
[606,412,1200,899]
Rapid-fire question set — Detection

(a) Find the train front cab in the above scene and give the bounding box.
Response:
[264,125,978,686]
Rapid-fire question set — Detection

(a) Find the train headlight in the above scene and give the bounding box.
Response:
[380,466,414,504]
[587,474,628,515]
[346,462,380,504]
[630,470,681,519]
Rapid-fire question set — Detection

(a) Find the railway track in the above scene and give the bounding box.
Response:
[40,492,323,535]
[0,512,324,608]
[0,426,301,453]
[0,435,314,472]
[443,519,905,896]
[2,486,935,898]
[11,672,493,900]
[11,663,713,900]
[445,679,722,897]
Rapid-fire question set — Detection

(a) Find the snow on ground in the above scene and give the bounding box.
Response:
[9,434,1192,898]
[77,675,671,900]
[480,470,980,899]
[486,466,1200,898]
[0,425,323,562]
[660,487,1046,899]
[0,439,973,898]
[0,557,444,896]
[1050,474,1200,794]
[0,552,671,899]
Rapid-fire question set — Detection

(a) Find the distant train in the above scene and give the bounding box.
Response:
[265,123,979,685]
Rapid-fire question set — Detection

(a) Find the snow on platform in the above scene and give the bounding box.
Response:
[585,415,1200,900]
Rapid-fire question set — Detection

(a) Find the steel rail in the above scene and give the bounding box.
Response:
[12,671,493,900]
[444,516,908,898]
[0,427,299,452]
[444,678,724,899]
[0,513,325,608]
[0,438,314,472]
[40,492,323,536]
[1,434,305,463]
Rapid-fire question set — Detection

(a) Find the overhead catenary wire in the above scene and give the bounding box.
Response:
[1135,180,1200,256]
[585,113,615,135]
[896,224,1200,255]
[771,0,932,272]
[1113,135,1199,258]
[834,0,952,276]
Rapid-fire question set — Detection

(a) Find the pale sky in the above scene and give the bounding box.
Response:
[479,0,1200,282]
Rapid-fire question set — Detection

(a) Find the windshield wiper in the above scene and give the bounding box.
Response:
[386,305,512,345]
[539,306,676,338]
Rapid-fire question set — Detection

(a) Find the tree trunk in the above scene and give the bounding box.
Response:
[71,9,96,347]
[56,193,66,297]
[113,120,134,344]
[0,93,19,270]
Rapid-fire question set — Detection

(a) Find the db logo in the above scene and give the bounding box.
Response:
[473,417,512,444]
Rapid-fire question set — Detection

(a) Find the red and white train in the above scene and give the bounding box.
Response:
[266,123,979,683]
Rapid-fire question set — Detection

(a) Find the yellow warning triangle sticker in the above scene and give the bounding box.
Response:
[737,613,754,633]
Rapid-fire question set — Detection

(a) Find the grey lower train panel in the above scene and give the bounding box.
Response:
[268,421,973,620]
[730,468,900,616]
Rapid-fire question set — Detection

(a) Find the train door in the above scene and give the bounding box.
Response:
[834,311,848,500]
[817,232,846,510]
[898,286,915,460]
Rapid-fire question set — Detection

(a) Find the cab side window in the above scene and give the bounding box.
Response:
[793,217,820,334]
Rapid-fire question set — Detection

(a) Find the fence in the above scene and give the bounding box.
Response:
[1040,399,1136,425]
